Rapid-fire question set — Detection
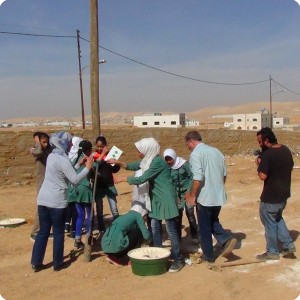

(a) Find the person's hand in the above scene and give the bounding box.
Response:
[255,156,261,167]
[79,156,87,166]
[107,158,118,165]
[185,192,196,206]
[84,155,94,169]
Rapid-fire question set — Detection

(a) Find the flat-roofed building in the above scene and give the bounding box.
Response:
[133,113,185,128]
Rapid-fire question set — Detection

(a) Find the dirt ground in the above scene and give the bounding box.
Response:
[1,156,300,300]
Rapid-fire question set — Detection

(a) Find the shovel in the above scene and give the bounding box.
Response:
[207,259,266,272]
[83,163,99,262]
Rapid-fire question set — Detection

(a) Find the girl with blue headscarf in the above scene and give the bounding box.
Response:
[31,132,94,272]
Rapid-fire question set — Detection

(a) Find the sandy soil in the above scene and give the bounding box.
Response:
[1,156,300,300]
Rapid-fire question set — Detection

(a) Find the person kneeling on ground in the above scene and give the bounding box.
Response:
[101,205,151,266]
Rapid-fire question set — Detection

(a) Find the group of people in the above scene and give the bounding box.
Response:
[29,127,296,273]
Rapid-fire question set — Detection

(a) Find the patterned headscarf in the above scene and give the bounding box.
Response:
[135,137,160,172]
[50,131,73,156]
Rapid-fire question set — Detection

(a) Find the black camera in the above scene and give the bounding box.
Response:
[253,149,262,159]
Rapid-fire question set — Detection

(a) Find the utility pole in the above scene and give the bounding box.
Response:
[269,75,272,129]
[77,29,85,129]
[90,0,100,136]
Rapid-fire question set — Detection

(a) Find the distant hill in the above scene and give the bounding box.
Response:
[2,101,300,125]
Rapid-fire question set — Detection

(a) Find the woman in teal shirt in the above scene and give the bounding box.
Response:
[109,137,184,273]
[101,205,150,266]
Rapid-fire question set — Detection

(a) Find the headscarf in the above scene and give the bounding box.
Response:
[163,148,186,170]
[50,131,73,157]
[68,136,83,163]
[135,137,160,172]
[131,203,148,217]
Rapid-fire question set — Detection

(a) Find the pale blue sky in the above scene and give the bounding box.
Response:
[0,0,300,120]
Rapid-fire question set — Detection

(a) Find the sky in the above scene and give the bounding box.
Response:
[0,0,300,120]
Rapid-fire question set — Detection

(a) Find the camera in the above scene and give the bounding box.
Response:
[253,149,262,159]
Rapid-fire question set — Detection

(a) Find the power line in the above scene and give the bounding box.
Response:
[271,78,300,96]
[0,30,75,38]
[80,36,269,86]
[0,30,299,93]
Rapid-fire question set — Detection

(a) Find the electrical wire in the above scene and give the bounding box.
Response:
[0,30,299,93]
[271,78,300,96]
[0,31,75,38]
[80,36,269,86]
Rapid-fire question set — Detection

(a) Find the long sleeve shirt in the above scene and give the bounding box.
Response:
[37,153,89,208]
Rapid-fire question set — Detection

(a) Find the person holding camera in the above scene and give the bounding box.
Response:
[255,127,296,260]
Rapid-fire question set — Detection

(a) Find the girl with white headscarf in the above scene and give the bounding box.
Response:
[109,137,184,273]
[31,131,93,272]
[163,148,198,241]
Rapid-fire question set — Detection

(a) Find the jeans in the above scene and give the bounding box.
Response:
[65,202,77,233]
[151,218,181,261]
[75,203,91,239]
[259,201,294,255]
[197,203,231,262]
[185,204,198,238]
[31,205,66,269]
[95,196,119,231]
[174,205,198,239]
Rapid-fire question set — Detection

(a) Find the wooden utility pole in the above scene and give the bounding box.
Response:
[77,29,85,129]
[90,0,100,136]
[269,75,272,129]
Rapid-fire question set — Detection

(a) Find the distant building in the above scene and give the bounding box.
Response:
[273,116,289,128]
[185,119,199,126]
[232,110,270,131]
[133,113,185,128]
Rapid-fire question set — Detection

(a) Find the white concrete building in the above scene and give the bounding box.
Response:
[133,113,185,128]
[273,116,289,128]
[185,119,199,126]
[232,111,270,131]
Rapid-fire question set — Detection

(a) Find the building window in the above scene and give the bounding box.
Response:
[171,121,177,125]
[237,119,242,122]
[142,122,148,125]
[275,121,280,124]
[154,121,160,125]
[253,118,257,122]
[253,126,257,130]
[237,126,242,130]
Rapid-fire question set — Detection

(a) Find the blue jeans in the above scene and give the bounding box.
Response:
[259,201,294,255]
[75,203,91,239]
[197,203,231,262]
[31,205,66,269]
[151,218,181,261]
[96,196,119,231]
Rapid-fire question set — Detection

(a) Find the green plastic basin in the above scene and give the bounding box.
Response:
[128,247,170,276]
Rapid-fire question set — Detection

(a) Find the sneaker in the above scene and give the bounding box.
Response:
[106,255,123,266]
[48,233,54,240]
[169,260,184,273]
[68,231,75,239]
[162,239,172,246]
[74,240,85,250]
[282,246,296,258]
[256,252,280,261]
[53,262,70,272]
[32,264,46,272]
[221,238,237,257]
[30,234,36,242]
[64,223,70,233]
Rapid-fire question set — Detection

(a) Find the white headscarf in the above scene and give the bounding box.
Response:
[68,136,83,163]
[131,204,148,217]
[135,137,160,172]
[163,148,186,170]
